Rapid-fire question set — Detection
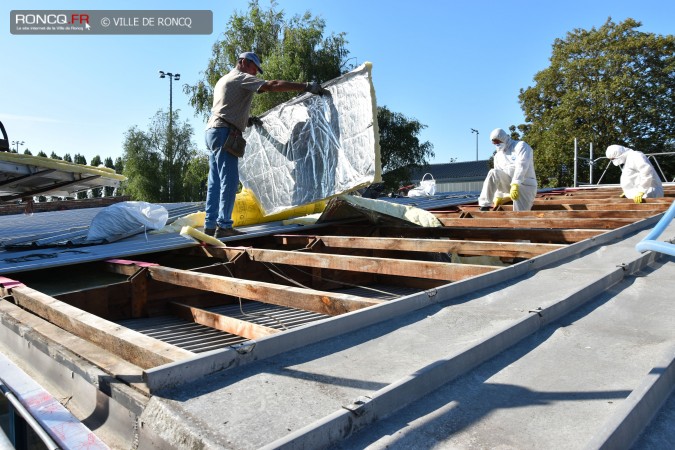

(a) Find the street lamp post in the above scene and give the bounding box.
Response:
[159,71,180,201]
[158,71,180,131]
[12,140,25,152]
[470,129,479,161]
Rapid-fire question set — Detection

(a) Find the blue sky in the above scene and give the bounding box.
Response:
[2,0,673,166]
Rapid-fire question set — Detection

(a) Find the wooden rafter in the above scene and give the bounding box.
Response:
[275,235,564,259]
[168,301,280,340]
[534,197,671,205]
[0,300,149,394]
[231,247,499,281]
[496,203,672,212]
[146,265,382,316]
[461,210,657,219]
[438,217,637,229]
[10,284,193,369]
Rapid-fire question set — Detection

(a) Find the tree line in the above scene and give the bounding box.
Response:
[20,7,674,204]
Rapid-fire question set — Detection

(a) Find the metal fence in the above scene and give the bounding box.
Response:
[573,140,675,187]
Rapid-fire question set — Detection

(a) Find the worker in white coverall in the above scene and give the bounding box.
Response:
[478,128,537,211]
[605,145,664,203]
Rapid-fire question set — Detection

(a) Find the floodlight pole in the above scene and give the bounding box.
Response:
[158,71,180,133]
[158,71,180,201]
[471,129,479,161]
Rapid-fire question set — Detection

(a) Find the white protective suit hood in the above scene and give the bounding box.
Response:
[490,128,512,152]
[606,144,630,166]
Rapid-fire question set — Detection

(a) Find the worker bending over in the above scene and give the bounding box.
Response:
[605,145,664,203]
[479,128,537,211]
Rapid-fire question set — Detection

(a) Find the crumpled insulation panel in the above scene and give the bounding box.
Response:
[240,62,381,215]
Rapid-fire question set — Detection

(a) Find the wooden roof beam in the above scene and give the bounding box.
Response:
[534,197,671,205]
[462,210,658,219]
[240,247,498,281]
[168,301,280,340]
[274,235,564,259]
[147,265,382,316]
[9,284,194,369]
[499,203,671,211]
[438,217,637,229]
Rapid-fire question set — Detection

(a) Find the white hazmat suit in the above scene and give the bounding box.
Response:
[605,145,663,203]
[479,128,537,211]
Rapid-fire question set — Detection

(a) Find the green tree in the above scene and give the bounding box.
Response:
[49,151,62,160]
[377,106,435,190]
[114,157,125,196]
[73,154,88,199]
[184,0,433,197]
[122,110,198,202]
[34,151,48,202]
[90,155,103,198]
[63,153,73,163]
[183,152,210,202]
[184,0,349,120]
[103,157,115,197]
[519,18,675,187]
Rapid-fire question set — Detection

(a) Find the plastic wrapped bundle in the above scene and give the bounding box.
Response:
[240,62,381,215]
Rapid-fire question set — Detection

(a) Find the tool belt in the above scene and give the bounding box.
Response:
[223,127,246,158]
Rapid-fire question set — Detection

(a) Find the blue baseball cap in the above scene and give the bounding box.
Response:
[238,52,263,74]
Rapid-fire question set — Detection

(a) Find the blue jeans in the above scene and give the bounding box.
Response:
[204,127,239,229]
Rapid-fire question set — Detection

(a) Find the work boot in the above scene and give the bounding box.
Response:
[479,206,491,212]
[203,227,216,236]
[215,227,246,238]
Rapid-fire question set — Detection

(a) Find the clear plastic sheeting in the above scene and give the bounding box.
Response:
[240,62,381,215]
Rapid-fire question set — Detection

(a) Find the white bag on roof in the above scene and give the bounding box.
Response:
[86,201,168,242]
[407,173,436,197]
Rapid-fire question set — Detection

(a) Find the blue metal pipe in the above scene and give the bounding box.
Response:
[635,199,675,256]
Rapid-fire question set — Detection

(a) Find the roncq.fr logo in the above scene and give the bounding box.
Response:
[14,13,90,26]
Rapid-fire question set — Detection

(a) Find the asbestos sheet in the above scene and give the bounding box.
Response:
[0,152,125,200]
[240,62,381,215]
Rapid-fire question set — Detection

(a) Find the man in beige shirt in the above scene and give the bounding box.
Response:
[204,52,325,238]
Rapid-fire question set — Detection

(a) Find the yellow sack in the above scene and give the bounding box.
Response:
[232,188,326,227]
[155,189,325,233]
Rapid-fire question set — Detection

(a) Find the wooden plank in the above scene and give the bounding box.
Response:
[281,235,564,259]
[562,203,671,211]
[460,210,658,219]
[438,217,636,229]
[147,266,383,316]
[502,202,672,212]
[242,248,498,281]
[534,197,671,205]
[130,268,149,318]
[168,302,280,340]
[10,285,194,369]
[0,300,149,394]
[387,226,603,243]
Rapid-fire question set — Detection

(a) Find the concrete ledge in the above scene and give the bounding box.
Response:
[586,344,675,450]
[0,300,148,448]
[262,249,662,449]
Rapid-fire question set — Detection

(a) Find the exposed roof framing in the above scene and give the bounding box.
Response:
[0,185,673,448]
